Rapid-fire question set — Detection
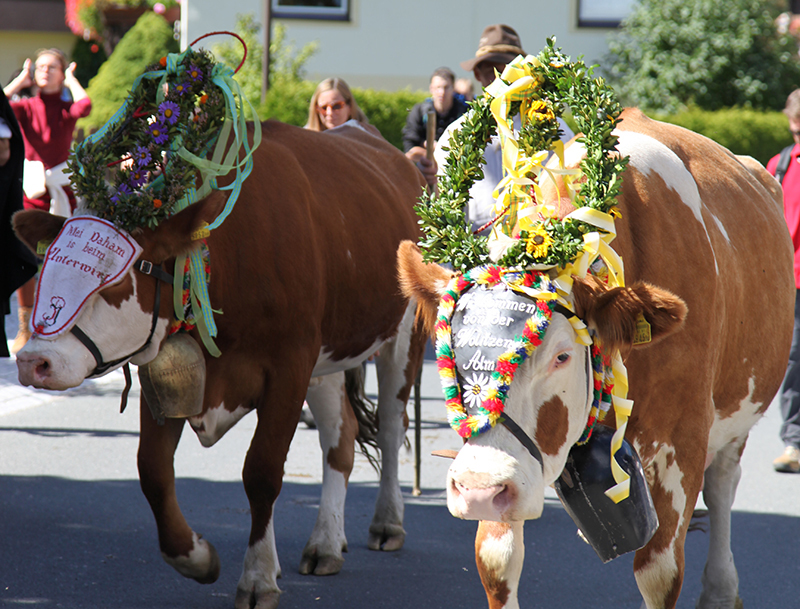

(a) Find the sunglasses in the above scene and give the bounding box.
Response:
[792,129,800,137]
[318,101,348,112]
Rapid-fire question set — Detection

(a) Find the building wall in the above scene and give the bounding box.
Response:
[0,0,74,88]
[187,0,620,92]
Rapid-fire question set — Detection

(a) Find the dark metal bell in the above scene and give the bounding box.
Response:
[554,424,659,563]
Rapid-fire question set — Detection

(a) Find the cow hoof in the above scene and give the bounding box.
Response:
[234,587,280,609]
[299,552,345,576]
[191,542,220,584]
[162,534,220,584]
[695,596,744,609]
[367,523,405,551]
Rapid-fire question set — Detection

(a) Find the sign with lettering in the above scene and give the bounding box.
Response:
[450,283,540,411]
[32,216,143,338]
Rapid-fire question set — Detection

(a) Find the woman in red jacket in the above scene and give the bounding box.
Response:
[3,48,91,353]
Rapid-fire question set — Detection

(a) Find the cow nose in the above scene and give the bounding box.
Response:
[449,472,516,521]
[16,351,53,387]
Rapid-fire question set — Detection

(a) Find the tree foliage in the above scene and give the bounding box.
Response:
[78,12,179,133]
[604,0,800,112]
[212,15,318,105]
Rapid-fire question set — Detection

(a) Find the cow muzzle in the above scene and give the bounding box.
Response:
[445,442,543,522]
[16,337,95,390]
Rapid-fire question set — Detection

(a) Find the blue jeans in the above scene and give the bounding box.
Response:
[780,289,800,448]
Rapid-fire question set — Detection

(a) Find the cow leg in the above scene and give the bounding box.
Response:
[235,388,306,609]
[137,397,221,583]
[299,371,355,576]
[697,440,745,609]
[634,446,704,609]
[475,521,524,609]
[368,303,426,551]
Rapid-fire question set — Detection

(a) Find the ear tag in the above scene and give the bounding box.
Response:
[192,222,210,241]
[633,314,652,345]
[36,240,52,256]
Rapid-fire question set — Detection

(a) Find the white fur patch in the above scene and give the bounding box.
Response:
[237,519,282,597]
[161,531,216,579]
[706,375,763,459]
[615,131,718,274]
[188,402,252,447]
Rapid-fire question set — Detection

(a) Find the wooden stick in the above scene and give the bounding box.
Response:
[426,109,436,161]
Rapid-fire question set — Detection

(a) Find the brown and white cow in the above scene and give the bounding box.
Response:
[13,120,428,609]
[399,108,794,608]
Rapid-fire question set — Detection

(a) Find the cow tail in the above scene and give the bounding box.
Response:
[345,365,382,472]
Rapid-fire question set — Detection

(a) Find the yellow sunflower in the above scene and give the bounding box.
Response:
[525,99,555,124]
[525,225,553,258]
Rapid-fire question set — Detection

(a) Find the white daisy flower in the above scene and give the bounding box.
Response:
[463,373,490,409]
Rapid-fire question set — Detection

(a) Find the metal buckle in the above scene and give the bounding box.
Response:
[138,260,153,275]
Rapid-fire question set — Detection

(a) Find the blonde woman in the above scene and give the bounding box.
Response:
[305,77,370,132]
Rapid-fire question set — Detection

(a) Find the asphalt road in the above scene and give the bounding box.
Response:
[2,310,800,608]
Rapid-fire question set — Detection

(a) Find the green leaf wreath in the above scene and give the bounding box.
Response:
[416,38,629,273]
[67,48,229,233]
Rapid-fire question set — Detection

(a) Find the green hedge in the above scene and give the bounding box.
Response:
[259,85,788,165]
[258,83,426,150]
[653,107,791,167]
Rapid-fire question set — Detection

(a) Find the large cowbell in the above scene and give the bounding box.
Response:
[554,424,658,563]
[138,333,206,423]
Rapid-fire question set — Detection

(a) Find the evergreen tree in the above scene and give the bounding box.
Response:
[78,11,179,132]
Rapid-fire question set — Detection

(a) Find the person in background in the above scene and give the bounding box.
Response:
[0,89,37,357]
[435,24,574,234]
[768,88,800,473]
[3,48,91,354]
[454,78,475,103]
[402,67,468,157]
[305,77,371,132]
[306,76,437,188]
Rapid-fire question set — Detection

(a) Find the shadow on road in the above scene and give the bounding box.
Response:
[1,475,799,608]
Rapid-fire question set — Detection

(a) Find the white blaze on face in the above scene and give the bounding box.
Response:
[445,315,592,522]
[16,272,168,390]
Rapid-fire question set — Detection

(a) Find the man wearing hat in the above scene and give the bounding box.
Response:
[435,24,574,233]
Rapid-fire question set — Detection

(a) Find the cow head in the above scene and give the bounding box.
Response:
[13,197,222,390]
[398,240,686,522]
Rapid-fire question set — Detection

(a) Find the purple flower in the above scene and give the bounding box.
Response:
[149,121,169,145]
[187,64,203,82]
[133,145,151,167]
[129,168,148,188]
[110,182,132,204]
[172,81,189,96]
[158,100,180,125]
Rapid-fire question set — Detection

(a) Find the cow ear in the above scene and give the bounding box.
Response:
[572,274,687,352]
[13,209,66,254]
[397,240,453,335]
[139,194,225,263]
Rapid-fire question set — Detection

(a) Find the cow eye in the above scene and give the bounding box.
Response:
[554,352,571,366]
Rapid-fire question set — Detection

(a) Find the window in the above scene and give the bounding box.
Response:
[271,0,350,21]
[578,0,635,27]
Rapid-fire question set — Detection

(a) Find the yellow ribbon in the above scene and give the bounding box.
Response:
[484,54,634,503]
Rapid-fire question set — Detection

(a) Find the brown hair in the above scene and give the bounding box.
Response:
[305,78,369,132]
[34,48,68,72]
[785,89,800,121]
[430,67,455,86]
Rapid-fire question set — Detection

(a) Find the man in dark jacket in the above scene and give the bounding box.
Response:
[0,88,38,357]
[402,67,468,189]
[402,67,468,155]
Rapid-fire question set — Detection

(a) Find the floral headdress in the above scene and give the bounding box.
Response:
[419,39,634,503]
[67,35,261,356]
